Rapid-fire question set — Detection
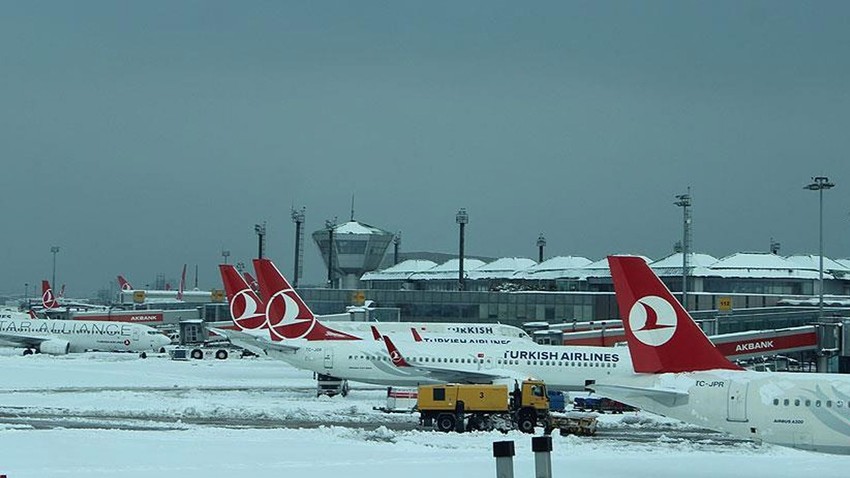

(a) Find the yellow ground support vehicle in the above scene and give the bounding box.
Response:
[417,380,550,433]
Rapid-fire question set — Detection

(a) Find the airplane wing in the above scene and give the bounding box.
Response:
[397,364,522,384]
[589,383,689,407]
[208,328,299,356]
[0,332,52,349]
[381,334,522,384]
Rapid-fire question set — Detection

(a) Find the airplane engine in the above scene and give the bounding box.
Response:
[38,339,71,355]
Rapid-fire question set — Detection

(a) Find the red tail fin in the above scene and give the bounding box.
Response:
[176,264,187,301]
[41,280,59,309]
[242,272,260,293]
[252,258,360,341]
[219,264,267,331]
[382,335,411,367]
[28,309,39,319]
[370,325,382,341]
[117,275,133,291]
[607,255,741,373]
[411,328,423,342]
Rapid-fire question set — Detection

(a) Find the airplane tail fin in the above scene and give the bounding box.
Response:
[252,258,360,341]
[370,325,382,341]
[411,328,423,342]
[58,284,65,298]
[28,309,39,319]
[117,275,133,291]
[242,272,260,294]
[41,280,59,309]
[176,264,187,301]
[607,255,741,373]
[382,335,411,367]
[219,264,267,331]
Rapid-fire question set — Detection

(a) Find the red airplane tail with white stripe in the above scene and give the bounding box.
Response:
[117,275,133,291]
[607,255,740,373]
[252,258,360,341]
[176,264,187,301]
[219,264,267,331]
[41,280,60,309]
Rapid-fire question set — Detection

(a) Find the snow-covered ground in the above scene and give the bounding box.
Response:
[1,352,849,477]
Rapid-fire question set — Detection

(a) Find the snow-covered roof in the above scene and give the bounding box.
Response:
[514,256,593,280]
[408,258,486,280]
[361,251,850,283]
[360,259,438,281]
[332,220,392,236]
[577,255,651,279]
[650,252,718,277]
[651,252,718,268]
[467,257,537,280]
[785,255,850,274]
[706,252,826,280]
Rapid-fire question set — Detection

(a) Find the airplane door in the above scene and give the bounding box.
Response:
[323,349,333,371]
[131,327,140,342]
[727,380,749,422]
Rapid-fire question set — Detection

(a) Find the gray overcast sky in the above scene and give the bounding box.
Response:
[1,1,848,296]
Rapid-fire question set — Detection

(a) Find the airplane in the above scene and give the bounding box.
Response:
[115,265,213,304]
[0,309,171,355]
[41,280,107,311]
[215,259,633,390]
[117,275,134,291]
[218,261,533,341]
[591,255,850,455]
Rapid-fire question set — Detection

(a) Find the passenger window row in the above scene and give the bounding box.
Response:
[344,354,617,369]
[773,398,845,409]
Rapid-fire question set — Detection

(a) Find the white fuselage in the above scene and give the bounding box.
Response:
[0,318,171,353]
[255,333,632,390]
[597,370,850,455]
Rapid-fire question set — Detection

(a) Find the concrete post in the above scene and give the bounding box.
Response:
[492,440,515,478]
[532,435,553,478]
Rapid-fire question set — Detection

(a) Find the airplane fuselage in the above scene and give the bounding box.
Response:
[598,370,850,455]
[262,336,632,390]
[0,317,171,354]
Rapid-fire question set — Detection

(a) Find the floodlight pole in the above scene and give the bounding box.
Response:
[393,232,402,265]
[456,209,468,291]
[50,246,60,291]
[291,207,306,288]
[254,222,266,259]
[674,190,692,310]
[804,176,835,321]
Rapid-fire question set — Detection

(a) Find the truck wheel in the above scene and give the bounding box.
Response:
[518,417,535,434]
[517,413,536,434]
[215,349,228,360]
[190,348,204,360]
[436,413,456,433]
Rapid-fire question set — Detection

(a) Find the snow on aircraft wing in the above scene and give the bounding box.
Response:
[381,334,522,384]
[590,383,689,407]
[0,332,53,348]
[208,328,299,356]
[402,365,523,384]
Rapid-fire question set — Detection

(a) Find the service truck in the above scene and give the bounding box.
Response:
[417,380,551,433]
